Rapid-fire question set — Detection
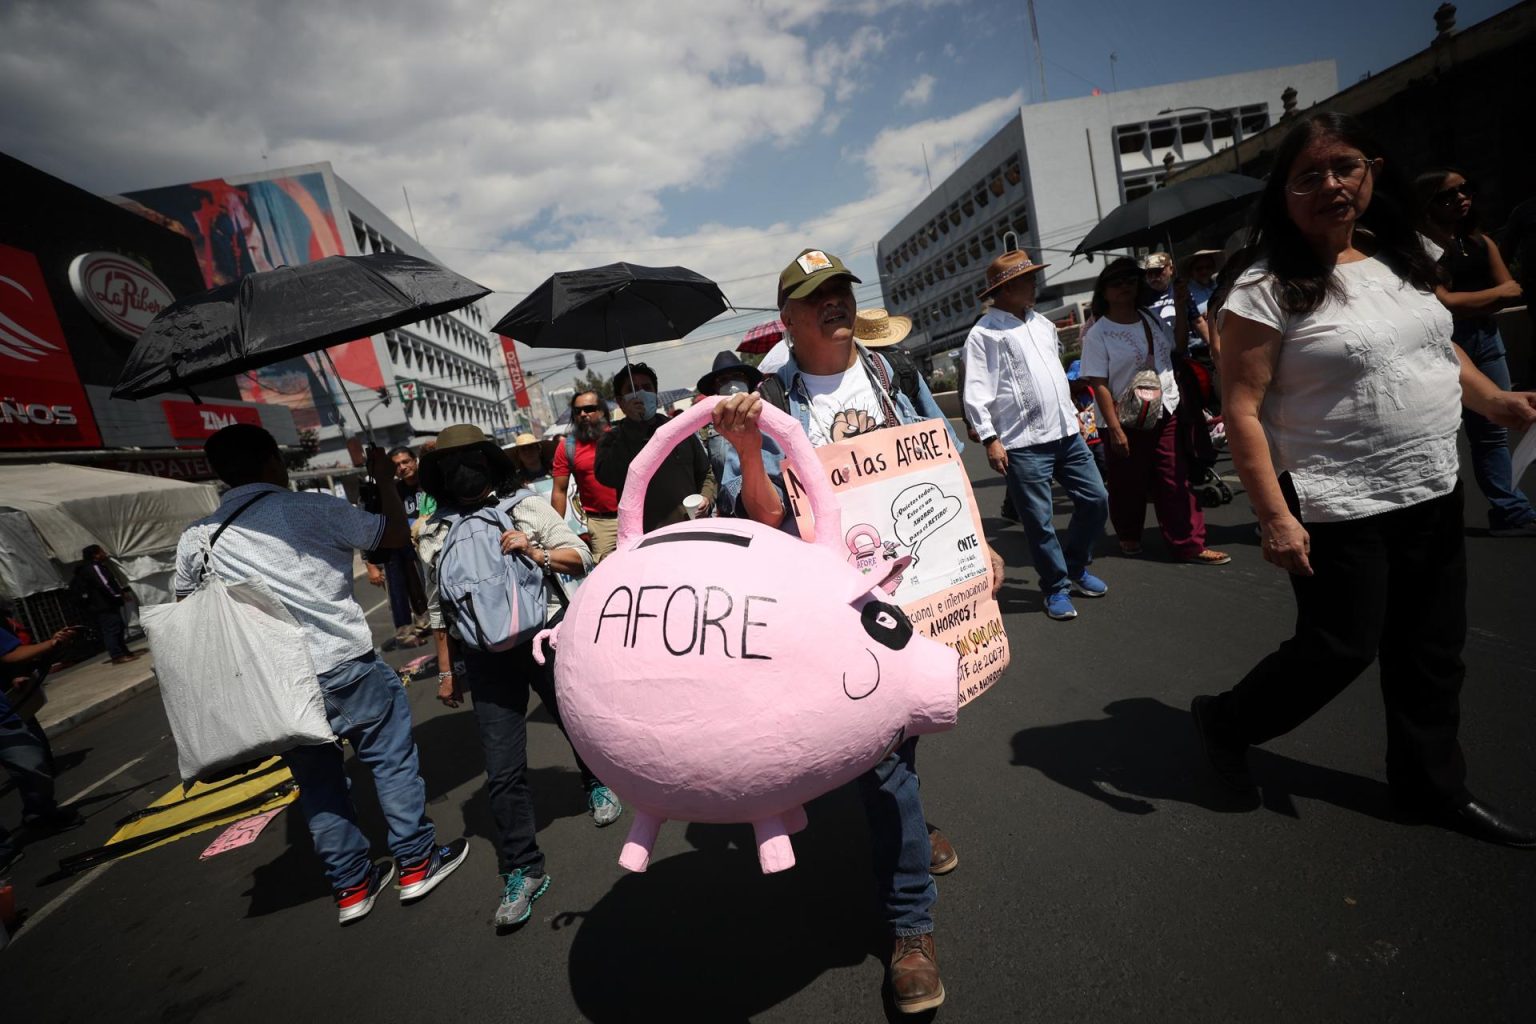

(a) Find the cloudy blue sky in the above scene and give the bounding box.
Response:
[0,0,1512,390]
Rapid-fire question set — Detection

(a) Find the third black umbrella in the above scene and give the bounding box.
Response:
[1073,173,1264,256]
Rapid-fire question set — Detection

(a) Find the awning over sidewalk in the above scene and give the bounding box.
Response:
[0,462,218,602]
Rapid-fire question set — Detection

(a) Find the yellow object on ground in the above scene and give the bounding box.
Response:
[103,758,297,859]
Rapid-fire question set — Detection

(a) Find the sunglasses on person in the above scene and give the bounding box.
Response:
[573,404,604,414]
[1433,180,1479,204]
[1286,156,1373,196]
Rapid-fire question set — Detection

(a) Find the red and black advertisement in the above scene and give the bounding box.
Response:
[0,241,103,448]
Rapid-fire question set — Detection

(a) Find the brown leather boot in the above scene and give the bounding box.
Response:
[889,933,945,1013]
[928,826,958,875]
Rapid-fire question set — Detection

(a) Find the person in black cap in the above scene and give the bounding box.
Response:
[595,362,717,530]
[697,351,768,513]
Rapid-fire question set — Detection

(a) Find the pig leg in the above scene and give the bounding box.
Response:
[752,815,797,874]
[618,809,665,872]
[784,803,809,835]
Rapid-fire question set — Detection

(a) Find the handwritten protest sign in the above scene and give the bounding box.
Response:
[199,807,286,860]
[783,420,1009,706]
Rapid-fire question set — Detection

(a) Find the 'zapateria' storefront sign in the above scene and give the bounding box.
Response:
[67,251,174,339]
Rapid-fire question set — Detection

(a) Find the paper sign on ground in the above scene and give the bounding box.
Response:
[199,807,286,860]
[784,420,1009,706]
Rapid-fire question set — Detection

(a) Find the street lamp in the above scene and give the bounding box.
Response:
[1158,105,1243,175]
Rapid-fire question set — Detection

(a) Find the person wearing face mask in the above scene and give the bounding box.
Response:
[594,362,717,532]
[696,351,770,516]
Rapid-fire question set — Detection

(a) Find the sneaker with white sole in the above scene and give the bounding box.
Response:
[336,860,395,925]
[1071,571,1108,598]
[398,837,469,903]
[494,867,551,928]
[587,785,623,827]
[1044,593,1078,620]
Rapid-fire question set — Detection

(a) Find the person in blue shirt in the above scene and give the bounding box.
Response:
[1,622,85,872]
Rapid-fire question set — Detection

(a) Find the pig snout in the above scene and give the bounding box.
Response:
[855,596,958,735]
[903,635,959,736]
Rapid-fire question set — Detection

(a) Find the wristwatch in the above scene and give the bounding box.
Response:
[981,435,998,447]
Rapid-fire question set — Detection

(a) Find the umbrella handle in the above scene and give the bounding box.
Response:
[615,396,842,556]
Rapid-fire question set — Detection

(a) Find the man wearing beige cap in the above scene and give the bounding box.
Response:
[963,250,1109,621]
[711,247,988,1014]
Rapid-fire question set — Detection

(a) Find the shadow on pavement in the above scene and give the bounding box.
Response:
[560,783,883,1023]
[1010,697,1396,822]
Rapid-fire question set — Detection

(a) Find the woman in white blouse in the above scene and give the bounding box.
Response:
[1080,257,1230,565]
[1190,111,1536,847]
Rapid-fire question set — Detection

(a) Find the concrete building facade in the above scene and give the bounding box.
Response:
[877,61,1337,357]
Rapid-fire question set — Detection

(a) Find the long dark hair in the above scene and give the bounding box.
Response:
[1236,111,1438,316]
[1089,256,1146,317]
[1413,166,1479,235]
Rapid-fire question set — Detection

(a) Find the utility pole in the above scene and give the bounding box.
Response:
[1027,0,1047,101]
[921,143,934,192]
[1109,52,1118,92]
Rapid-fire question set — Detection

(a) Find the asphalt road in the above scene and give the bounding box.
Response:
[4,433,1535,1023]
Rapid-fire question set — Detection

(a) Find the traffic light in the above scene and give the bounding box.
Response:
[574,353,587,371]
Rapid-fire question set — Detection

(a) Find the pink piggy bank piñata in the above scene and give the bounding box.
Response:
[533,397,959,874]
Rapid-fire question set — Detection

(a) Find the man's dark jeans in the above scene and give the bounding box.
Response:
[463,635,598,876]
[0,712,60,863]
[96,610,129,659]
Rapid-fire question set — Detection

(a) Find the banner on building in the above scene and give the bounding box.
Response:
[0,242,103,449]
[161,399,263,445]
[498,335,531,409]
[783,421,1008,706]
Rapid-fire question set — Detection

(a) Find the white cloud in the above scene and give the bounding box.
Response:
[0,0,1011,388]
[899,73,937,108]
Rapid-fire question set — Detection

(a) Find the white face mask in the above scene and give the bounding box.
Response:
[717,378,749,396]
[626,389,660,419]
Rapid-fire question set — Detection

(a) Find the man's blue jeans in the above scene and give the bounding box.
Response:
[1005,433,1109,595]
[858,736,933,936]
[281,652,436,890]
[1456,322,1536,530]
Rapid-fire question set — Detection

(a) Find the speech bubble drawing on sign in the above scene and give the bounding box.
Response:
[891,482,963,566]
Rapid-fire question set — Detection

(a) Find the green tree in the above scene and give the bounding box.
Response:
[570,367,613,401]
[283,427,321,470]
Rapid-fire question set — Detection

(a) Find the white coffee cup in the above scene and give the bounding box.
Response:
[682,493,705,519]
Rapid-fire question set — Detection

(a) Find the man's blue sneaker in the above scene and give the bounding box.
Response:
[1045,593,1078,620]
[494,867,551,928]
[1071,571,1108,598]
[587,785,623,827]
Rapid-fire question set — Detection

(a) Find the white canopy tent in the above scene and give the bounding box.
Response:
[0,463,219,607]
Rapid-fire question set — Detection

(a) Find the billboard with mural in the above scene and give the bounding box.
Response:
[122,168,383,431]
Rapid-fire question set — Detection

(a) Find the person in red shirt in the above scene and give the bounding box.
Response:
[550,390,621,561]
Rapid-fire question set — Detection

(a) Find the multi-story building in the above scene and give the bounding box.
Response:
[877,61,1337,358]
[122,162,505,463]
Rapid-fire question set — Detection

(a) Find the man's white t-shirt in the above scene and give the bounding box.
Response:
[799,364,886,446]
[1079,311,1182,415]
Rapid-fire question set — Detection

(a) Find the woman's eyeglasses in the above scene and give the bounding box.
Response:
[1286,157,1372,196]
[1434,181,1479,204]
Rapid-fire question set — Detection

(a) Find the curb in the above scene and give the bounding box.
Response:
[37,672,159,740]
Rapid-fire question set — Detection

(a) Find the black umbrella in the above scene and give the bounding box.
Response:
[112,253,490,406]
[492,263,729,374]
[1073,173,1264,255]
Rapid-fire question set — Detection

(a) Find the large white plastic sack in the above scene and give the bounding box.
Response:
[140,574,336,783]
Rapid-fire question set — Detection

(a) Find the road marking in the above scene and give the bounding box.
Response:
[363,596,389,617]
[7,863,114,945]
[59,756,146,807]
